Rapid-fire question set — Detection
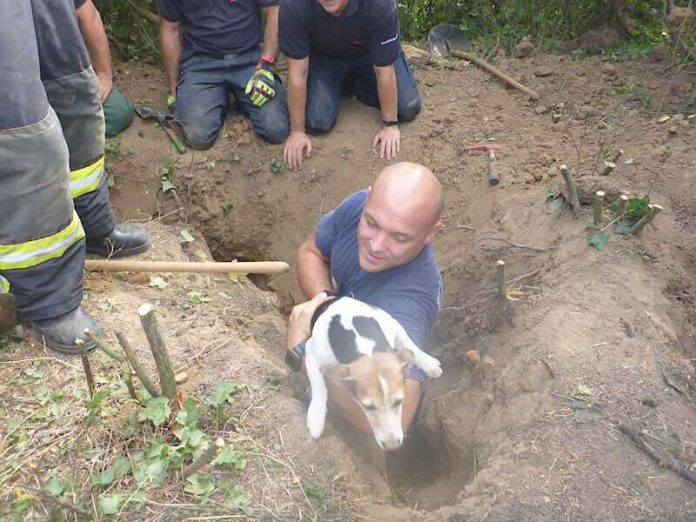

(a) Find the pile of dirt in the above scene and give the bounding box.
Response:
[3,48,696,519]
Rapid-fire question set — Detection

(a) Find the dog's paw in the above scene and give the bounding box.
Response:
[420,355,443,378]
[306,402,326,440]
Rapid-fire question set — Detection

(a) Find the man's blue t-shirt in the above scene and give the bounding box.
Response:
[315,190,442,383]
[279,0,401,66]
[158,0,277,60]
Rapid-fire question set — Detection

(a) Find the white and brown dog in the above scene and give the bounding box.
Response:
[304,296,443,450]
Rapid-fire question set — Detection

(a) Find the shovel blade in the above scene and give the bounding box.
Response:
[0,293,18,332]
[428,23,471,57]
[134,105,159,121]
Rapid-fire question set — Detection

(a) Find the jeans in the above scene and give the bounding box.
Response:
[305,50,421,135]
[175,48,290,149]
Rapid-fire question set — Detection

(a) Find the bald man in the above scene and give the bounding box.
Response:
[286,162,443,437]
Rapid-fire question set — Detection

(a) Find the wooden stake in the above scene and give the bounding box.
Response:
[121,362,142,404]
[75,339,95,397]
[85,259,289,275]
[115,331,160,398]
[496,260,506,300]
[560,165,581,218]
[630,204,663,235]
[487,148,499,186]
[138,303,177,400]
[593,191,605,225]
[84,329,126,363]
[617,194,629,214]
[182,437,225,479]
[612,149,624,163]
[600,161,616,176]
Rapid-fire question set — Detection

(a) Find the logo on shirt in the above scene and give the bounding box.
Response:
[380,33,399,46]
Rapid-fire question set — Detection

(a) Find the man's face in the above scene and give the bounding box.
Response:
[317,0,350,17]
[357,194,440,273]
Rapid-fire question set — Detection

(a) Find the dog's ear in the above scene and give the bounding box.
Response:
[397,349,415,374]
[320,364,357,394]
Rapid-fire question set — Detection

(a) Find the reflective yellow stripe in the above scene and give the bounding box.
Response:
[70,156,105,198]
[0,211,85,270]
[0,276,9,293]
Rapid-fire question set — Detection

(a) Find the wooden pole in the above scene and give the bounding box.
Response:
[593,191,605,225]
[85,259,289,275]
[116,331,160,398]
[487,148,499,186]
[600,161,616,176]
[138,304,177,400]
[75,340,96,397]
[560,165,581,218]
[450,50,540,100]
[496,260,506,300]
[617,194,629,214]
[612,150,624,163]
[630,204,663,235]
[182,438,225,479]
[84,329,126,363]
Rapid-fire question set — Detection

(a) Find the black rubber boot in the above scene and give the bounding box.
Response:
[86,224,150,258]
[29,306,100,355]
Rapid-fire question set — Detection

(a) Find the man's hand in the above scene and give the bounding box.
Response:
[372,125,401,160]
[287,291,329,348]
[96,73,113,103]
[244,64,277,107]
[166,94,176,114]
[284,131,313,171]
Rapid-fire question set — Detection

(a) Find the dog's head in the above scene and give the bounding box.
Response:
[321,349,414,450]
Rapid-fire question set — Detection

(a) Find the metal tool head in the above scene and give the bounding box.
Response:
[134,105,164,122]
[465,143,503,154]
[428,23,471,58]
[0,293,18,333]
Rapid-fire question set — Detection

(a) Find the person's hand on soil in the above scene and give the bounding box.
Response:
[286,291,329,348]
[373,125,401,160]
[284,131,313,171]
[96,73,113,103]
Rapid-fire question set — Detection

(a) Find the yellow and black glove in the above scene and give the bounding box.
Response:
[244,62,276,107]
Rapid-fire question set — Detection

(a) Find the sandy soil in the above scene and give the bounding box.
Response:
[1,45,695,520]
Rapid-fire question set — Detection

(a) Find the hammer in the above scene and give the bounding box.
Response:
[465,143,503,186]
[134,105,187,154]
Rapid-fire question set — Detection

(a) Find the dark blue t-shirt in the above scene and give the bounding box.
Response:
[279,0,401,66]
[315,190,442,383]
[158,0,277,59]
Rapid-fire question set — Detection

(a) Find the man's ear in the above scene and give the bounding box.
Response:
[397,349,415,374]
[425,220,444,244]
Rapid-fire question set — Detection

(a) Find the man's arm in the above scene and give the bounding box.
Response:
[284,57,313,170]
[159,18,181,99]
[260,5,280,60]
[372,64,400,160]
[296,234,333,300]
[75,0,113,102]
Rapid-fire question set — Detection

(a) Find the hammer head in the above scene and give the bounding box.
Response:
[134,105,168,124]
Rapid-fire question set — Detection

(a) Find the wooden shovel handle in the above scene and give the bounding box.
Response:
[451,50,540,100]
[85,259,289,275]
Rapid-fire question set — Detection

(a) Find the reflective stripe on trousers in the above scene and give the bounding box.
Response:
[70,156,104,199]
[0,211,85,271]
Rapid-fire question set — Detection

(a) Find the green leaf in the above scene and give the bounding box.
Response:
[90,468,115,489]
[270,158,284,174]
[132,458,168,485]
[187,291,211,304]
[175,398,203,429]
[184,474,215,496]
[205,382,244,407]
[573,384,593,399]
[588,231,609,251]
[148,275,169,289]
[161,177,176,193]
[212,445,247,470]
[222,203,233,213]
[205,160,216,170]
[33,384,52,406]
[613,219,634,235]
[98,494,123,516]
[138,397,171,427]
[626,195,650,219]
[46,475,68,496]
[177,229,195,244]
[219,481,251,514]
[107,174,116,189]
[301,481,326,501]
[98,297,118,312]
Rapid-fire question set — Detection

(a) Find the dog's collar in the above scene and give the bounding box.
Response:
[310,295,341,332]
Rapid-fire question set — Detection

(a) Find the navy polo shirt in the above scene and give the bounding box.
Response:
[74,0,87,8]
[315,190,443,383]
[158,0,277,59]
[279,0,401,66]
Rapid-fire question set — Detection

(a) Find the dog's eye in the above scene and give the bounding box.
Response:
[392,399,403,408]
[363,403,377,411]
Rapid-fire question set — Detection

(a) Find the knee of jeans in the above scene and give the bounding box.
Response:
[180,123,218,150]
[399,94,422,122]
[256,119,289,144]
[306,111,337,135]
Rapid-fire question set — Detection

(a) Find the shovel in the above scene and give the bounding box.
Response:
[0,293,18,334]
[134,105,187,154]
[427,23,540,100]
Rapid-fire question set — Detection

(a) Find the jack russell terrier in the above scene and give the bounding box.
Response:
[302,295,443,450]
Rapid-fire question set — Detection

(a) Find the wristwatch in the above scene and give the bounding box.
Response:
[382,119,399,126]
[285,339,306,372]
